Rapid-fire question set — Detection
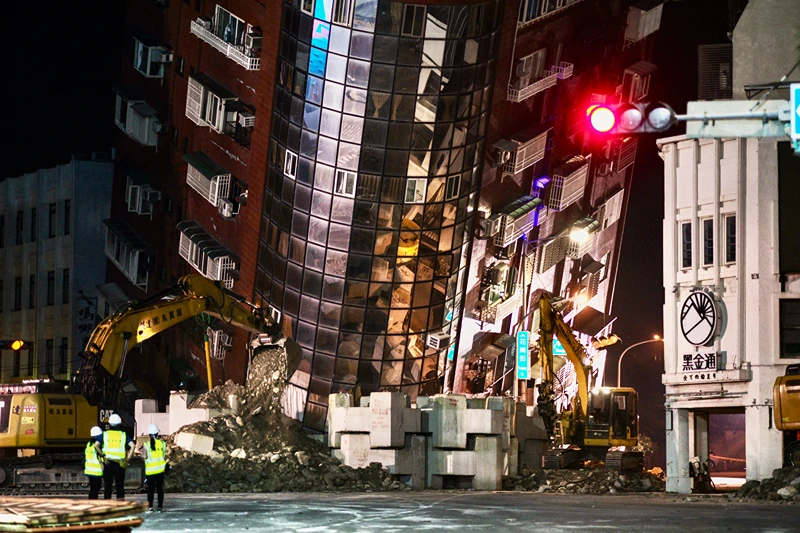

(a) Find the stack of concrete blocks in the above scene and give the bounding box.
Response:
[513,403,550,470]
[134,391,237,456]
[422,395,506,490]
[328,392,427,490]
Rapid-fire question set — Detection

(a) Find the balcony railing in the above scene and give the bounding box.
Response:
[480,289,522,325]
[507,71,559,103]
[551,61,574,80]
[190,20,260,71]
[223,121,252,148]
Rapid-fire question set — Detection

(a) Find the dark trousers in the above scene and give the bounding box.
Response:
[103,461,126,499]
[146,472,165,509]
[88,475,102,500]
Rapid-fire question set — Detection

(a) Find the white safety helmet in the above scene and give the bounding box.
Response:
[108,414,122,426]
[147,424,160,436]
[90,426,103,437]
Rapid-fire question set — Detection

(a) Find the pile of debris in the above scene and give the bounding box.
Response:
[733,466,800,502]
[163,346,407,493]
[503,466,666,494]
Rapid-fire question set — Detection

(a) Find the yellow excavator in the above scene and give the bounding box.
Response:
[535,292,643,471]
[773,363,800,466]
[0,274,300,492]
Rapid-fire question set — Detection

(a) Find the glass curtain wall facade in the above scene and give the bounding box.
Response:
[258,0,501,430]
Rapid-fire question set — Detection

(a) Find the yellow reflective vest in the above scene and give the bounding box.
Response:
[103,429,127,461]
[84,442,103,477]
[144,439,166,476]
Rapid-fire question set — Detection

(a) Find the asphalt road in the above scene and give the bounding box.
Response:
[132,492,798,532]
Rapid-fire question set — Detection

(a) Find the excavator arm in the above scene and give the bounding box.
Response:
[536,293,593,438]
[75,275,282,405]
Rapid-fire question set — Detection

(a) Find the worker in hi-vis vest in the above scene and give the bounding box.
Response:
[84,426,105,499]
[102,413,135,499]
[137,424,168,513]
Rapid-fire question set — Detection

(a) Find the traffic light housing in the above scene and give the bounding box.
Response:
[587,102,676,135]
[0,340,28,351]
[591,335,622,349]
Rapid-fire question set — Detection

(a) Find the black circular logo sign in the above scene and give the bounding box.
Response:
[680,291,718,346]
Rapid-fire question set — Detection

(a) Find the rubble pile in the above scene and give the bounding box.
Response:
[733,466,800,503]
[503,466,666,494]
[163,347,407,493]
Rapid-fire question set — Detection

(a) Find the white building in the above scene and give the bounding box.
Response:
[0,155,113,382]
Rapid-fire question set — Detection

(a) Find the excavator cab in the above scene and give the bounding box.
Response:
[584,387,638,448]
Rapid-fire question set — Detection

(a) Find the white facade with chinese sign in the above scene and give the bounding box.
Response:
[658,110,800,492]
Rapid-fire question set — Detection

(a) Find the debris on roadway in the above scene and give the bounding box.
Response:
[733,466,800,503]
[163,347,408,493]
[503,465,666,494]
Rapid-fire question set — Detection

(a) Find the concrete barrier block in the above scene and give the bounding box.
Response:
[427,442,475,489]
[504,437,519,476]
[369,392,407,448]
[519,438,546,470]
[328,406,371,448]
[486,397,514,450]
[514,406,549,442]
[332,433,371,469]
[175,432,215,456]
[473,436,503,491]
[415,396,432,409]
[429,394,467,449]
[134,399,170,436]
[464,408,504,436]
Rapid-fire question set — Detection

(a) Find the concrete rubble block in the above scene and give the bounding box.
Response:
[410,435,427,491]
[169,392,232,433]
[504,437,519,476]
[134,399,170,436]
[331,433,371,469]
[486,397,514,449]
[514,403,549,442]
[429,394,467,449]
[426,438,475,489]
[519,438,546,470]
[473,436,504,491]
[327,393,357,448]
[369,392,409,448]
[464,408,504,438]
[175,432,215,456]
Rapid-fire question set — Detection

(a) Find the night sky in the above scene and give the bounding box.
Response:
[5,0,733,467]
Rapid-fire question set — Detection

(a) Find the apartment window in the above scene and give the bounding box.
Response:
[284,150,298,179]
[27,342,34,376]
[401,5,426,37]
[64,200,70,235]
[445,174,460,200]
[16,211,23,244]
[724,214,736,263]
[172,126,179,147]
[133,36,166,78]
[301,0,314,15]
[516,48,547,81]
[703,219,714,266]
[62,269,70,304]
[332,0,354,26]
[600,252,611,281]
[176,56,185,77]
[59,337,69,374]
[14,277,22,311]
[215,5,246,46]
[681,222,692,269]
[29,275,35,309]
[405,178,427,204]
[780,299,800,358]
[0,214,4,247]
[48,203,56,238]
[30,207,37,242]
[334,170,357,197]
[45,339,54,376]
[47,271,55,306]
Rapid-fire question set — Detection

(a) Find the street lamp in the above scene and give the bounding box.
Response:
[617,335,663,388]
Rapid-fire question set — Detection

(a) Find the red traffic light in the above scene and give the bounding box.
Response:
[587,105,616,133]
[587,102,676,134]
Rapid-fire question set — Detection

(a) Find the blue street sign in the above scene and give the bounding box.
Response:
[553,338,567,356]
[517,331,530,380]
[447,344,455,361]
[791,83,800,141]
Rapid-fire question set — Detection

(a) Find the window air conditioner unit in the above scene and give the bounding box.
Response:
[426,331,451,350]
[487,214,502,237]
[218,198,235,218]
[143,187,161,203]
[238,111,255,127]
[159,50,174,63]
[245,32,262,52]
[197,17,212,30]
